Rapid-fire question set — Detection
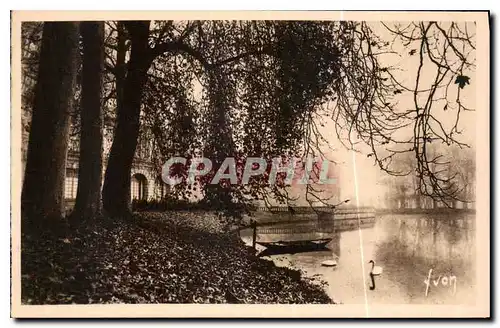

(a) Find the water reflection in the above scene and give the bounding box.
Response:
[241,213,476,305]
[373,215,476,304]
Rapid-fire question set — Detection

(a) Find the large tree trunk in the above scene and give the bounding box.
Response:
[102,21,151,217]
[71,22,104,220]
[21,22,79,225]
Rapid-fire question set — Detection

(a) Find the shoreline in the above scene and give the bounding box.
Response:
[21,211,334,305]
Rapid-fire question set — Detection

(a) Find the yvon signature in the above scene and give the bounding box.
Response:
[424,269,457,297]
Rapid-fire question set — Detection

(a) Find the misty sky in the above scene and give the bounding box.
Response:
[322,22,476,207]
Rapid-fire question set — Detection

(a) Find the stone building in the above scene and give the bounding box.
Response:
[62,149,168,211]
[21,114,169,212]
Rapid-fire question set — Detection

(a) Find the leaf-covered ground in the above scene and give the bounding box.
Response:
[21,211,333,304]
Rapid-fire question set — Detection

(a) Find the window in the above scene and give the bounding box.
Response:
[155,177,169,199]
[131,174,147,200]
[64,168,78,199]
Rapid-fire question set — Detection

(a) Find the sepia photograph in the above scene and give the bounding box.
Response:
[10,10,490,318]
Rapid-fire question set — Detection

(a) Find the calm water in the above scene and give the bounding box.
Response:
[241,213,476,305]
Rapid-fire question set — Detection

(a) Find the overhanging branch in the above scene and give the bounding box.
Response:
[151,41,274,71]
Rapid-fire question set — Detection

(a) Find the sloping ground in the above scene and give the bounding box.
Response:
[21,211,333,304]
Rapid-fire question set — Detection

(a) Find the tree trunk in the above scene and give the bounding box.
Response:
[21,22,79,225]
[102,21,151,217]
[71,21,104,220]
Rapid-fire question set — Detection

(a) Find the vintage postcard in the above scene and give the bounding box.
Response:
[11,10,490,318]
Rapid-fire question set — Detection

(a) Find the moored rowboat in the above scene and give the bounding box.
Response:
[256,238,332,250]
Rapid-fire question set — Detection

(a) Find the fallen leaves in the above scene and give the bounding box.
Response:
[21,211,333,305]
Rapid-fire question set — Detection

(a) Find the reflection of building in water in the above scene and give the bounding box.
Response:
[329,231,341,257]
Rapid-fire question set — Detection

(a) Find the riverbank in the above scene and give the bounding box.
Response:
[21,211,333,304]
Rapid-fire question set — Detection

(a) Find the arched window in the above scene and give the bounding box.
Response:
[131,173,148,200]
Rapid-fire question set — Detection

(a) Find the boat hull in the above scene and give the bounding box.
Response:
[256,238,332,256]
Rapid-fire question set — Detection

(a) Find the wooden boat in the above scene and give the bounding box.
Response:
[256,238,332,250]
